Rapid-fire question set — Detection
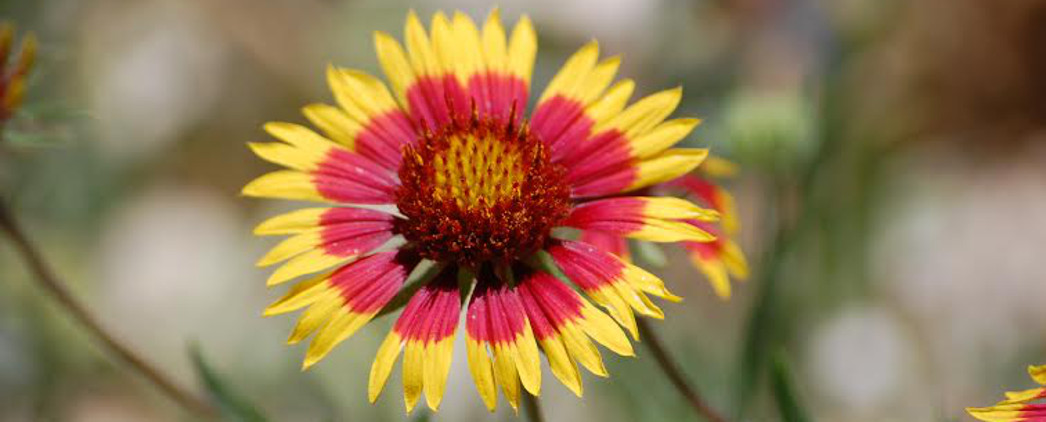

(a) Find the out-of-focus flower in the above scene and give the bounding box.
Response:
[663,156,749,299]
[0,23,35,130]
[967,365,1046,421]
[580,155,748,299]
[244,9,718,413]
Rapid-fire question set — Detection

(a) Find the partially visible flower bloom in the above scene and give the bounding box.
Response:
[967,364,1046,421]
[663,156,749,299]
[578,155,748,299]
[0,23,35,128]
[245,9,718,413]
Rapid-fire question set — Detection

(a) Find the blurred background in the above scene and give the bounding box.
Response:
[1,0,1045,420]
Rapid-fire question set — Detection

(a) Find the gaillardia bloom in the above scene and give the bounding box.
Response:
[244,10,718,412]
[967,364,1046,421]
[663,156,748,299]
[580,155,748,299]
[0,23,36,127]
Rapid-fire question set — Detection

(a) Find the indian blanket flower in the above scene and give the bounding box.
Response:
[663,156,748,299]
[244,10,719,412]
[581,155,749,299]
[967,364,1046,421]
[0,23,36,129]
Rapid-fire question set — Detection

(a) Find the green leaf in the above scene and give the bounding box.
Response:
[190,345,269,422]
[770,351,811,422]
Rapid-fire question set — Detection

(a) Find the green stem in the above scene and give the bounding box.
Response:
[637,318,727,422]
[0,200,217,418]
[522,391,544,422]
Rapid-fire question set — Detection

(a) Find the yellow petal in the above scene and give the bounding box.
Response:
[632,219,715,243]
[481,8,508,72]
[506,15,536,83]
[537,335,583,397]
[718,188,741,235]
[622,263,681,302]
[1001,387,1046,404]
[402,338,424,412]
[303,308,377,369]
[577,302,634,357]
[302,103,363,149]
[247,142,324,173]
[630,118,702,160]
[595,87,682,137]
[691,254,732,300]
[558,321,606,377]
[256,231,321,267]
[492,343,521,411]
[466,338,498,411]
[515,321,542,396]
[722,239,750,280]
[576,56,620,105]
[374,31,414,106]
[430,12,457,78]
[368,331,404,403]
[241,170,324,202]
[609,277,662,321]
[966,404,1028,422]
[586,285,638,339]
[700,155,739,178]
[641,197,719,221]
[539,41,598,103]
[3,77,24,111]
[264,121,337,150]
[264,275,336,316]
[266,249,351,287]
[628,148,709,192]
[336,69,399,117]
[423,337,456,410]
[586,79,635,125]
[288,294,342,344]
[1031,364,1046,385]
[405,10,438,76]
[452,11,484,79]
[253,208,326,236]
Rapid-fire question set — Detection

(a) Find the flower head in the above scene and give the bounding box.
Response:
[0,23,36,128]
[663,156,749,299]
[245,9,716,412]
[967,364,1046,421]
[575,155,749,299]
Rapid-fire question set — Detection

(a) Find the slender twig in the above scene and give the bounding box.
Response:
[522,391,544,422]
[0,200,217,418]
[637,318,727,422]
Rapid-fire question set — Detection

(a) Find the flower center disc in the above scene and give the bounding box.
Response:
[395,117,571,267]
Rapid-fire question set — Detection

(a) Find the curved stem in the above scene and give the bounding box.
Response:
[637,318,727,422]
[522,391,544,422]
[0,201,217,418]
